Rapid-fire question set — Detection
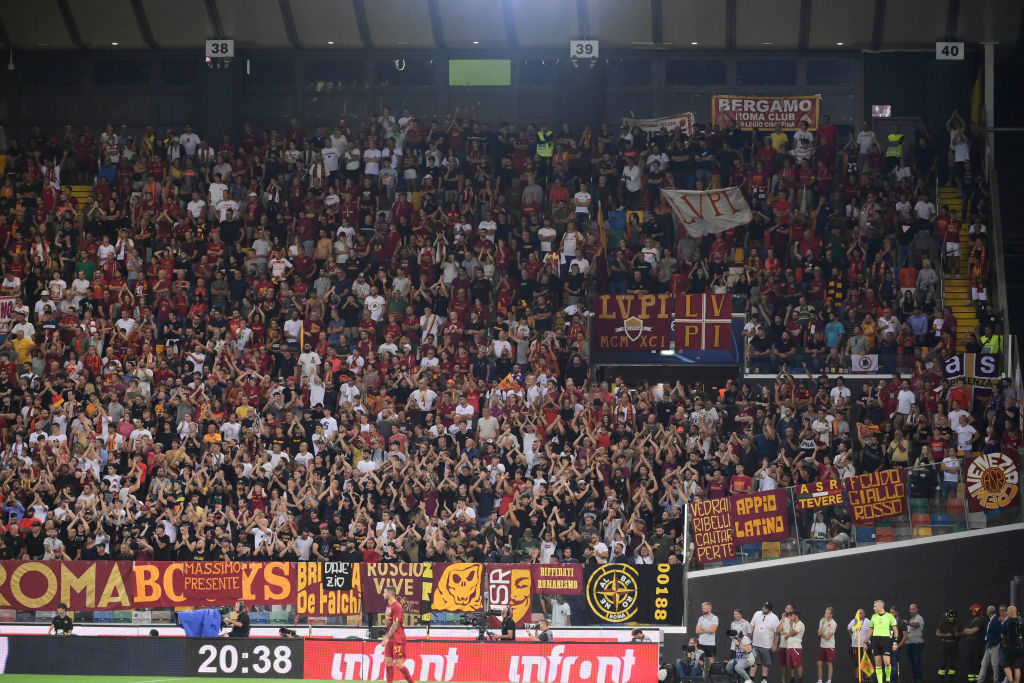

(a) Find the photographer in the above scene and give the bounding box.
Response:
[725,627,756,683]
[676,637,706,682]
[224,600,250,638]
[496,606,517,641]
[48,603,73,635]
[528,618,552,642]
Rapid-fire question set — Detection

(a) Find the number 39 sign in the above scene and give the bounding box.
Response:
[570,40,599,59]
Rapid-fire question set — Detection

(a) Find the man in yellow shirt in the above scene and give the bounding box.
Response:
[10,329,35,365]
[770,124,790,154]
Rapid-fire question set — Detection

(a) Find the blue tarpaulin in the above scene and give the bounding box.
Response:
[177,608,223,637]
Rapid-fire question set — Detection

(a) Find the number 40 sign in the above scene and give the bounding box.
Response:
[570,40,599,59]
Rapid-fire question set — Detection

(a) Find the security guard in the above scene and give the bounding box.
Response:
[885,124,904,171]
[936,609,961,682]
[537,122,554,169]
[963,604,986,682]
[980,326,1003,354]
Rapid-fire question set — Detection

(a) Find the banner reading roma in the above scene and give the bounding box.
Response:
[594,293,673,352]
[583,563,683,625]
[795,479,844,511]
[965,453,1021,512]
[0,561,134,611]
[731,489,790,542]
[296,561,362,617]
[623,112,696,137]
[712,94,820,130]
[674,293,733,352]
[689,498,736,565]
[360,563,429,616]
[431,563,483,612]
[661,187,752,238]
[843,469,908,524]
[532,564,582,594]
[304,639,660,683]
[485,564,532,625]
[132,561,294,608]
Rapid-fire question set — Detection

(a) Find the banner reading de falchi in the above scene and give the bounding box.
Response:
[712,94,820,131]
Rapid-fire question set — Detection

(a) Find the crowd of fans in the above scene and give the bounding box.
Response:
[0,108,1015,580]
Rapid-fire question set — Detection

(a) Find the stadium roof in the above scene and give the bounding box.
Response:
[0,0,1020,52]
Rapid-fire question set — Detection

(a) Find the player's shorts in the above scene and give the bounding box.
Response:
[870,637,893,657]
[778,647,788,665]
[784,648,803,668]
[817,648,836,663]
[754,646,774,665]
[385,638,406,660]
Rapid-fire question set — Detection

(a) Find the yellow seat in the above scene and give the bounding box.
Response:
[762,541,781,559]
[913,526,932,538]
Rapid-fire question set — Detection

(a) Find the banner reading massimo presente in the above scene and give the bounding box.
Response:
[661,188,752,238]
[132,561,295,608]
[583,563,683,625]
[623,112,696,137]
[965,453,1020,512]
[843,469,908,524]
[712,94,820,130]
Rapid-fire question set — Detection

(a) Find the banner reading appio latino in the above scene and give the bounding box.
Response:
[712,94,821,131]
[304,639,660,683]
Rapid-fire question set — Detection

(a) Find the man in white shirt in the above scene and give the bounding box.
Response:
[492,330,513,359]
[207,174,228,216]
[622,159,642,197]
[220,415,242,442]
[751,603,781,683]
[297,344,321,379]
[537,220,557,253]
[179,124,201,157]
[478,213,498,241]
[573,183,592,225]
[895,381,916,422]
[696,602,721,663]
[419,306,443,341]
[454,396,475,430]
[363,286,386,322]
[407,380,438,416]
[186,191,207,219]
[320,145,340,175]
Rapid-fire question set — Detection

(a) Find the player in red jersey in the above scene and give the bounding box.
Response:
[382,586,415,683]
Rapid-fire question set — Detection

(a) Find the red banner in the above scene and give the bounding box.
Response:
[359,563,429,617]
[0,561,134,611]
[485,564,532,625]
[131,561,294,608]
[795,479,844,511]
[731,489,790,542]
[531,563,583,594]
[594,294,673,352]
[712,94,821,130]
[296,562,362,616]
[431,563,483,612]
[674,293,733,351]
[690,498,736,565]
[303,639,660,683]
[843,469,908,524]
[965,453,1021,512]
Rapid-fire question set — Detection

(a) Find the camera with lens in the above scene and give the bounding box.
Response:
[726,629,741,638]
[683,644,696,653]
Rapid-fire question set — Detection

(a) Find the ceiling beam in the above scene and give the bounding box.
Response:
[945,0,961,41]
[352,0,374,50]
[204,0,225,39]
[501,0,518,49]
[0,10,10,48]
[55,0,85,49]
[798,0,811,50]
[278,0,301,49]
[871,0,886,51]
[130,0,159,50]
[577,0,589,39]
[725,0,737,50]
[426,0,445,49]
[651,0,663,45]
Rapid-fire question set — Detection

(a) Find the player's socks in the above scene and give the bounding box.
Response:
[399,665,415,683]
[885,665,892,683]
[386,664,395,683]
[877,668,884,683]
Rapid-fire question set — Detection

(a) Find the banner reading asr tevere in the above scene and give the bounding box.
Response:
[712,94,820,130]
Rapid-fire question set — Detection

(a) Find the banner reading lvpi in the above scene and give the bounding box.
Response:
[712,95,820,131]
[593,293,673,352]
[843,469,908,524]
[660,188,752,238]
[623,113,696,137]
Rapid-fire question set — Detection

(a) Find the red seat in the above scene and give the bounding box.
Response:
[911,513,931,527]
[875,527,895,543]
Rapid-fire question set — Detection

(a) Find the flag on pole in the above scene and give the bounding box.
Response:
[496,373,521,392]
[859,651,875,676]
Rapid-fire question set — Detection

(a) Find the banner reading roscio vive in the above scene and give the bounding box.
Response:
[965,453,1020,512]
[843,469,908,524]
[712,94,820,130]
[660,187,752,238]
[622,112,696,137]
[359,563,429,617]
[304,640,660,683]
[583,563,683,625]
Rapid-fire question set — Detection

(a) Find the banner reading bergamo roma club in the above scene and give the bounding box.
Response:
[843,469,908,524]
[304,639,660,683]
[622,112,696,137]
[712,94,821,130]
[660,187,753,238]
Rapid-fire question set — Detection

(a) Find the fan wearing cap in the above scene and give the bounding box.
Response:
[961,603,986,683]
[750,601,781,683]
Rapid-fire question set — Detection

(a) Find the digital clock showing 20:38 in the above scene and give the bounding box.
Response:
[186,639,304,678]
